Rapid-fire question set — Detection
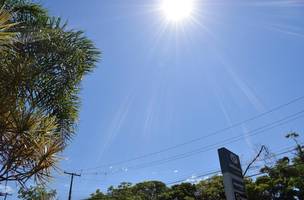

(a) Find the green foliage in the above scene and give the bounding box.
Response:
[133,181,167,200]
[196,175,225,200]
[88,134,304,200]
[88,189,107,200]
[161,183,197,200]
[107,182,134,200]
[0,4,17,50]
[245,133,304,200]
[0,0,100,184]
[18,185,57,200]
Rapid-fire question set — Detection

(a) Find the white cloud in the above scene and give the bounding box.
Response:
[185,175,203,184]
[122,168,128,172]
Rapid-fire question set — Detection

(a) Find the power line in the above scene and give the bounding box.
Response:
[166,145,301,185]
[166,170,221,185]
[72,143,301,199]
[246,162,304,178]
[73,160,304,199]
[167,162,304,186]
[82,95,304,171]
[78,143,299,186]
[83,110,304,174]
[124,112,303,170]
[84,112,304,175]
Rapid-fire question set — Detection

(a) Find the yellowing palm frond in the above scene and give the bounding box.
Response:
[0,7,17,48]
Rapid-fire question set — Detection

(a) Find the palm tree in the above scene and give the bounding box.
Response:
[0,0,100,184]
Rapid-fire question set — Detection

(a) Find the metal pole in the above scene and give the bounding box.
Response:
[68,174,74,200]
[3,173,8,200]
[64,171,81,200]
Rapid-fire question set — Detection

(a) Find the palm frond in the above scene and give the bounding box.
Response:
[0,7,17,49]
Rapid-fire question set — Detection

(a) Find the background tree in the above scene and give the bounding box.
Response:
[0,0,100,185]
[132,181,168,200]
[107,182,138,200]
[196,176,226,200]
[246,133,304,200]
[88,189,108,200]
[160,183,197,200]
[18,185,57,200]
[87,134,304,200]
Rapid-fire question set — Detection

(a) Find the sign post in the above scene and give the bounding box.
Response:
[218,148,248,200]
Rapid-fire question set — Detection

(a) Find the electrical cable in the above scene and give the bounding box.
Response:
[82,95,304,171]
[83,110,304,174]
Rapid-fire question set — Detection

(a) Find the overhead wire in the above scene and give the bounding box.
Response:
[66,142,303,200]
[62,145,303,200]
[82,95,304,171]
[82,109,304,174]
[78,145,301,185]
[166,145,302,185]
[246,162,304,178]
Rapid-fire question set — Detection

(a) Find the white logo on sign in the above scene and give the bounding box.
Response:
[230,153,239,165]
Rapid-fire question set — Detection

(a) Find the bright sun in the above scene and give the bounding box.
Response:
[161,0,195,22]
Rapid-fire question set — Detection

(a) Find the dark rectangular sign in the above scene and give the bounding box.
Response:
[218,148,248,200]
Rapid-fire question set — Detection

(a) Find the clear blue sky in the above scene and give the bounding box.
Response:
[14,0,304,199]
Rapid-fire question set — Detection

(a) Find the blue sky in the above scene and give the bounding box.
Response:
[7,0,304,199]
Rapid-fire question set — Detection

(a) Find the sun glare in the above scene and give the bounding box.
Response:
[161,0,195,22]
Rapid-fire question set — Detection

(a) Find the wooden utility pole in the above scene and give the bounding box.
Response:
[64,171,81,200]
